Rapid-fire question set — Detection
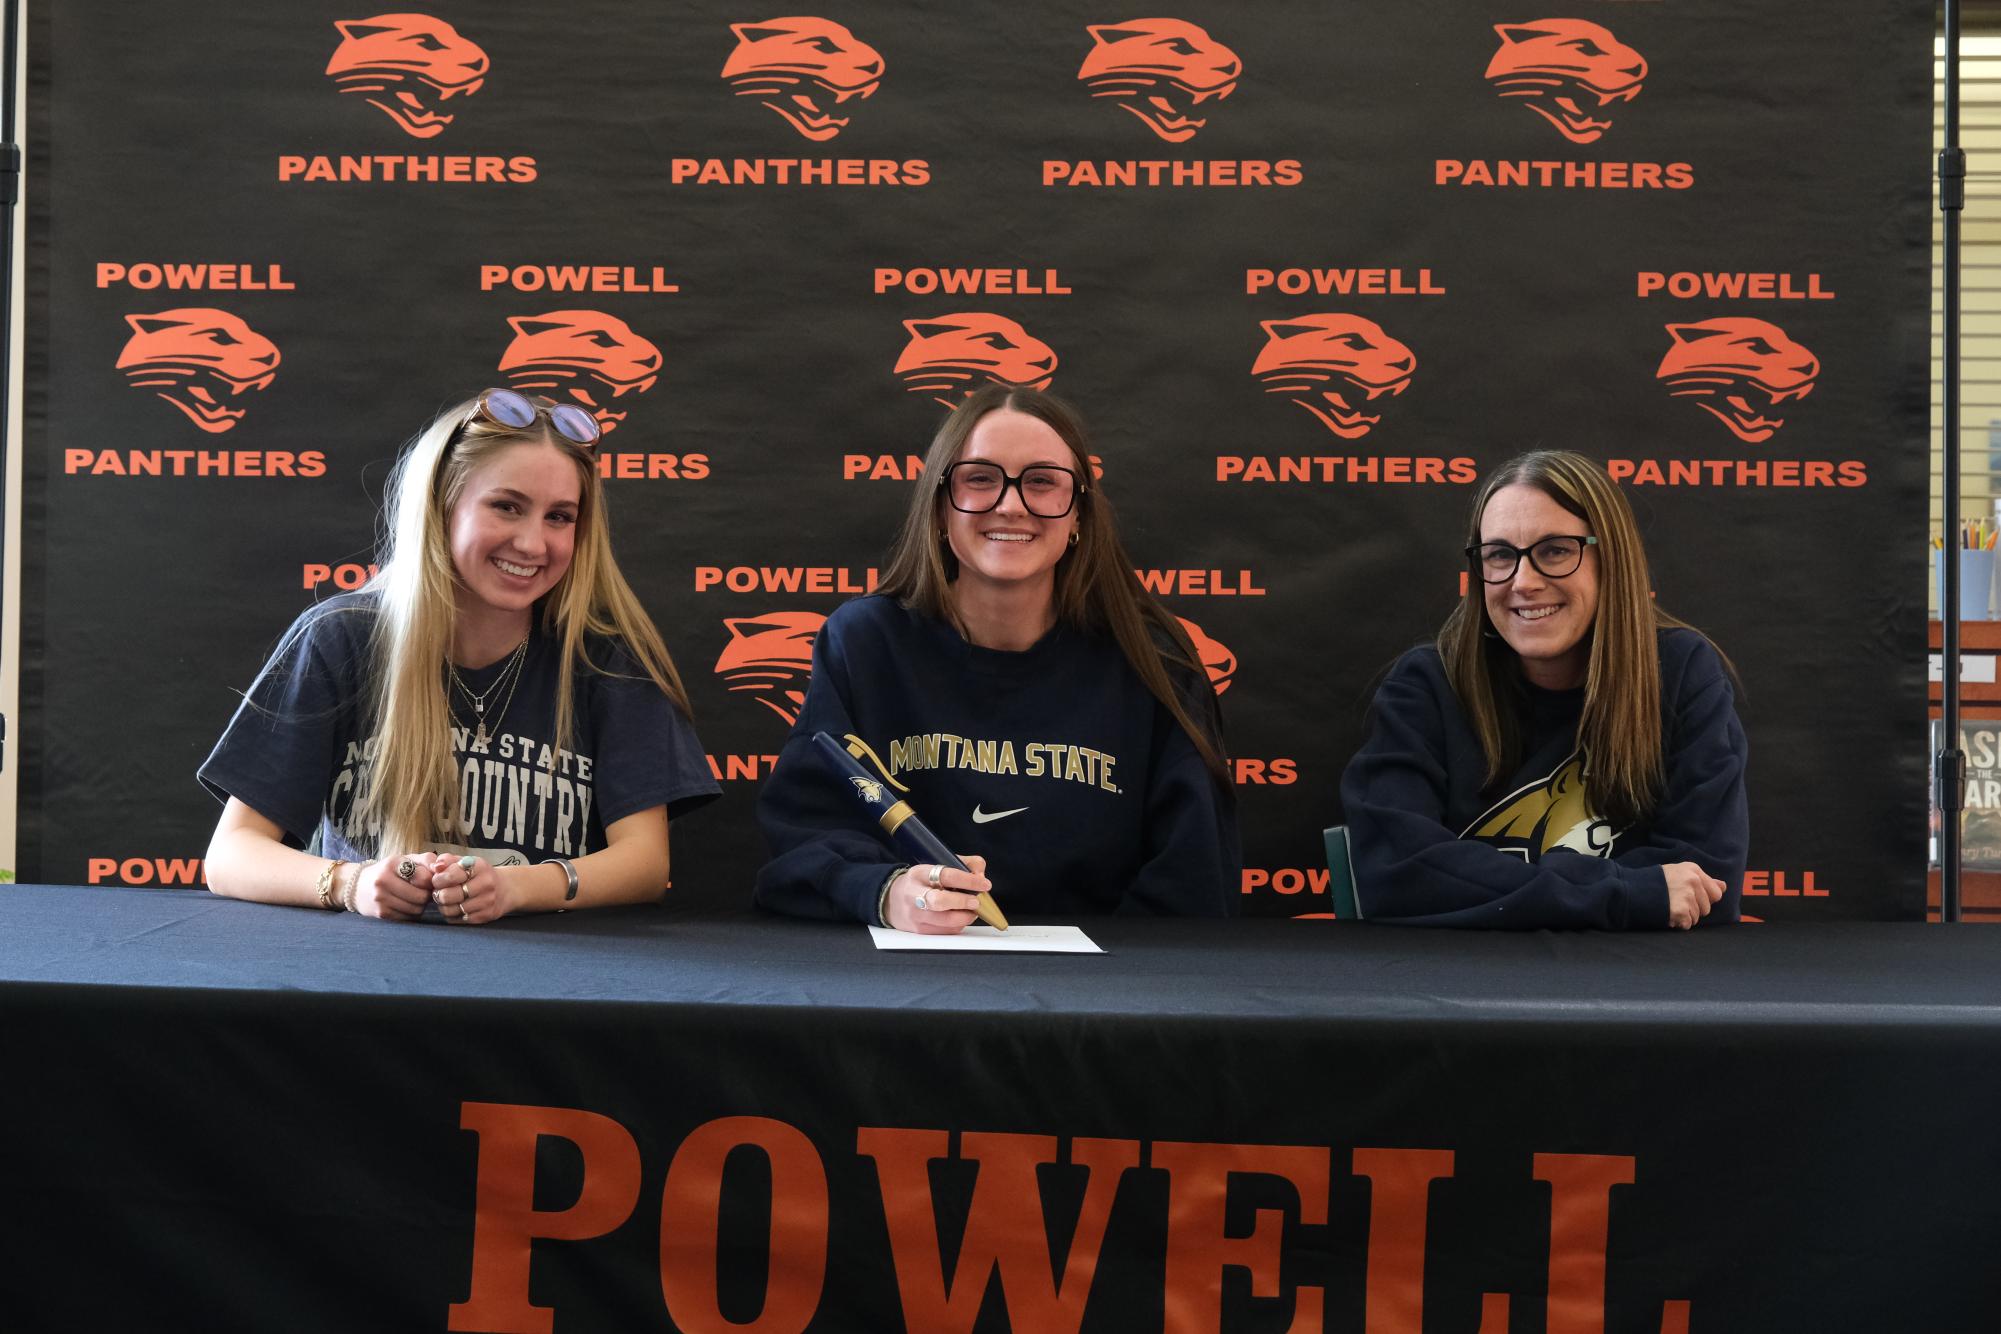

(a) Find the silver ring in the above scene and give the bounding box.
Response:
[914,893,929,911]
[927,864,944,889]
[395,856,417,882]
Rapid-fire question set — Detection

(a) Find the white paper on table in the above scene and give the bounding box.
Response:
[867,924,1102,953]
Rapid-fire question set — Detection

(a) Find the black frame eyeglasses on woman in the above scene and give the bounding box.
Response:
[941,461,1085,518]
[1465,534,1597,584]
[458,387,602,449]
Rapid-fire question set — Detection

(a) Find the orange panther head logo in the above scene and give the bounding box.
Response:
[1656,318,1818,444]
[325,14,490,139]
[1485,19,1646,144]
[497,311,663,437]
[715,612,825,725]
[893,314,1058,408]
[1252,315,1415,439]
[116,309,280,434]
[1175,617,1237,696]
[721,17,886,141]
[1077,18,1240,143]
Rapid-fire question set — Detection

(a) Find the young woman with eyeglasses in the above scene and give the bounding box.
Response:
[753,385,1239,932]
[200,390,717,922]
[1339,450,1747,929]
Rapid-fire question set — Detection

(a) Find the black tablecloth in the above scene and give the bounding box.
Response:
[2,883,1997,1333]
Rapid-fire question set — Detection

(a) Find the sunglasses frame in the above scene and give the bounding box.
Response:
[459,387,602,449]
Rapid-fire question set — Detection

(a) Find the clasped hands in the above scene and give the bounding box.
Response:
[348,852,508,925]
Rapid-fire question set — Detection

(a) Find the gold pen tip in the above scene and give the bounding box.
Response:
[974,891,1009,931]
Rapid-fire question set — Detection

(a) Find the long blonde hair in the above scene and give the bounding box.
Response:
[1437,450,1717,827]
[352,394,692,855]
[877,385,1230,783]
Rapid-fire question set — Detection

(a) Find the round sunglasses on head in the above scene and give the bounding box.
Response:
[463,387,601,447]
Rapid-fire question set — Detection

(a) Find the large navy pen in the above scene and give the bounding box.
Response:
[810,730,1009,930]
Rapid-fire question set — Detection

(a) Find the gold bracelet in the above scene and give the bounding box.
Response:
[315,859,346,911]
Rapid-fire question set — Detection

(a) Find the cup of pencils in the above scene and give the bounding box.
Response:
[1936,521,1998,620]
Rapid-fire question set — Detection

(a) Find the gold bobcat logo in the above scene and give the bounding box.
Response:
[849,775,886,804]
[1462,753,1618,860]
[325,14,490,139]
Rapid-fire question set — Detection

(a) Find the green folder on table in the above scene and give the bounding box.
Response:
[1321,825,1361,921]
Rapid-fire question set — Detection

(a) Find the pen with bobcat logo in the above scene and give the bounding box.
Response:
[753,388,1239,932]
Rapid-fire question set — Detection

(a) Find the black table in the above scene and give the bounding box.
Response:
[2,883,1997,1333]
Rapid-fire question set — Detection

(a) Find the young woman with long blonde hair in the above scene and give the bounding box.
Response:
[201,389,717,922]
[1340,450,1747,929]
[753,385,1239,932]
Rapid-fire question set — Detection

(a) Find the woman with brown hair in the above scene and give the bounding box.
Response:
[1339,450,1747,929]
[753,385,1239,931]
[200,389,717,921]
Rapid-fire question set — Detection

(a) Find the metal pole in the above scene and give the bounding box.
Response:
[1939,0,1966,922]
[0,0,20,779]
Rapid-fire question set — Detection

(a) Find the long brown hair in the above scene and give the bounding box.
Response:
[353,394,692,855]
[877,385,1230,782]
[1438,449,1718,827]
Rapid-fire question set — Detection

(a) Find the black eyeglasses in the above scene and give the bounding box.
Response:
[1465,534,1597,583]
[942,461,1084,518]
[458,387,601,448]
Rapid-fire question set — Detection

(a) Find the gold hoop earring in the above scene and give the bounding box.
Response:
[1067,529,1079,547]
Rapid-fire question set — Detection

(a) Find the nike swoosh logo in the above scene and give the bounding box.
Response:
[971,805,1029,824]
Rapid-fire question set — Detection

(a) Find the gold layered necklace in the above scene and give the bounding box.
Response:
[448,635,530,748]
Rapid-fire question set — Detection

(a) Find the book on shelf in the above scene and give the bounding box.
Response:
[1932,719,2001,870]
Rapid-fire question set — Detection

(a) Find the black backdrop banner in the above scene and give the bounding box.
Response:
[20,3,1932,917]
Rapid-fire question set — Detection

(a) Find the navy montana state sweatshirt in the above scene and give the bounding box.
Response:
[754,595,1240,922]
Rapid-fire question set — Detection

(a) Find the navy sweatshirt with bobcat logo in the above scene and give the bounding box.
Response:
[753,595,1240,922]
[1339,628,1748,929]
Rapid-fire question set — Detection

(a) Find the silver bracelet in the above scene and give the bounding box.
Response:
[542,857,579,907]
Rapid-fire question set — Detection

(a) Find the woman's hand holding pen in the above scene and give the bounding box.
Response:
[887,855,991,935]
